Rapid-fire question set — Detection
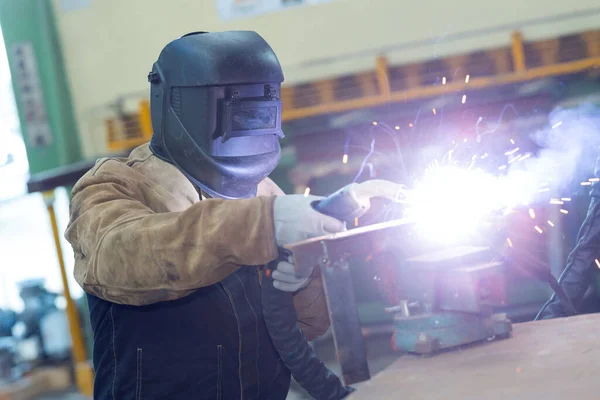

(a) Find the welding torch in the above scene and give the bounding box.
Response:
[312,179,407,222]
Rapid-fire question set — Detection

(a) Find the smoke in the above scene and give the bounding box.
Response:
[401,103,600,244]
[504,103,600,203]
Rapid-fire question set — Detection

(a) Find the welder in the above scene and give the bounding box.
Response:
[64,31,344,400]
[537,156,600,319]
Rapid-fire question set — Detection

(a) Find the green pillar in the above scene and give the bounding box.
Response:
[0,0,81,174]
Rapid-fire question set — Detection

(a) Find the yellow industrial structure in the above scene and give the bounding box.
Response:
[105,29,600,151]
[43,191,94,396]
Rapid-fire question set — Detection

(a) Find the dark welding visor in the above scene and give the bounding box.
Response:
[218,87,284,143]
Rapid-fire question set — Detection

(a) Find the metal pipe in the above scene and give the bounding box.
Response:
[43,190,93,395]
[511,32,527,72]
[375,56,391,98]
[282,55,600,121]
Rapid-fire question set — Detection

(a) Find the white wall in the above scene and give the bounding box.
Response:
[52,0,600,158]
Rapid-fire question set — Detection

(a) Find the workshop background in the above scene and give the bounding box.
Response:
[0,0,599,398]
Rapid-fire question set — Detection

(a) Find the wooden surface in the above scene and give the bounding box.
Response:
[350,314,600,399]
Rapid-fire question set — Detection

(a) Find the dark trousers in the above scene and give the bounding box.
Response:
[87,268,291,399]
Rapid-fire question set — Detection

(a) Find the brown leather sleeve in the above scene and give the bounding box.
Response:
[65,170,278,306]
[293,268,331,341]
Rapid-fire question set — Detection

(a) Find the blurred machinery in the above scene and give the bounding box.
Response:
[390,246,512,354]
[13,280,71,363]
[282,181,511,385]
[0,338,16,382]
[9,280,71,367]
[0,310,17,382]
[286,219,516,385]
[0,309,17,338]
[0,279,72,390]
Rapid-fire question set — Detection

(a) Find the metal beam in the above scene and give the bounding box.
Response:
[375,56,390,98]
[107,29,600,150]
[511,31,527,72]
[282,56,600,121]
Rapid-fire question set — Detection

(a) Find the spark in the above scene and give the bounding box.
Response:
[394,125,400,130]
[552,121,563,129]
[354,217,359,227]
[560,209,569,214]
[464,138,468,143]
[465,74,470,83]
[508,155,520,164]
[549,199,564,205]
[481,153,488,159]
[534,226,543,234]
[402,145,566,245]
[519,153,531,161]
[589,178,599,182]
[405,166,528,243]
[506,238,513,247]
[304,187,310,197]
[547,220,555,227]
[538,188,550,193]
[596,259,600,269]
[442,76,447,85]
[581,182,592,186]
[409,123,414,128]
[372,121,378,126]
[505,147,520,156]
[561,197,571,202]
[510,138,515,144]
[342,154,348,164]
[462,94,467,104]
[432,108,437,115]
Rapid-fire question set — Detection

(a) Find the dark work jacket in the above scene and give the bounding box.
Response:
[539,157,600,319]
[87,267,291,400]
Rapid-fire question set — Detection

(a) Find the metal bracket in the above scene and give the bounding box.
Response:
[284,219,415,385]
[318,241,370,385]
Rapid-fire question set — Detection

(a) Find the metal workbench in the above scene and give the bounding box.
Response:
[350,314,600,399]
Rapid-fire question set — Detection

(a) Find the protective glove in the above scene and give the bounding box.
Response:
[273,194,345,246]
[271,258,311,292]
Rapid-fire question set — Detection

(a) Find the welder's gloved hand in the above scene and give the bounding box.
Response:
[272,258,311,292]
[273,194,345,246]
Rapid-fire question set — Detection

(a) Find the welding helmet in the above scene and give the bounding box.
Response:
[148,31,285,199]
